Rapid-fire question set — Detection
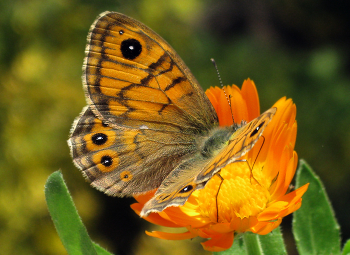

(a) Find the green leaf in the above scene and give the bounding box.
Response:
[93,243,113,255]
[293,159,341,255]
[214,228,287,255]
[258,227,287,255]
[342,239,350,255]
[45,171,112,255]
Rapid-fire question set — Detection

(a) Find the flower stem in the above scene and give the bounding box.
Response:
[243,233,263,255]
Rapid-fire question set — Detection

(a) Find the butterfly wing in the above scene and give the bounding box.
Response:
[140,108,276,216]
[69,12,218,197]
[84,11,217,132]
[140,154,207,217]
[194,107,277,184]
[69,106,201,196]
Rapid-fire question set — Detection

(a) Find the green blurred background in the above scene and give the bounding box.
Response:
[1,0,349,254]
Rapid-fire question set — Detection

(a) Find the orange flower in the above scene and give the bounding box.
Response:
[131,79,309,252]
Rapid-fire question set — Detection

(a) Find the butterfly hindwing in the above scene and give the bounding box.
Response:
[69,106,200,196]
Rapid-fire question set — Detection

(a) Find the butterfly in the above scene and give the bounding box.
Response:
[68,11,276,217]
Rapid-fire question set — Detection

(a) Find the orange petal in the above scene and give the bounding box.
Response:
[133,189,156,203]
[251,218,282,234]
[226,85,248,124]
[160,207,210,228]
[206,86,221,114]
[259,183,309,221]
[230,217,254,233]
[241,78,260,120]
[201,232,234,252]
[210,222,234,234]
[257,201,289,221]
[270,147,295,200]
[146,230,198,240]
[281,183,309,205]
[130,203,180,228]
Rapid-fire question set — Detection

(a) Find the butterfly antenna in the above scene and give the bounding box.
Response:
[210,58,235,124]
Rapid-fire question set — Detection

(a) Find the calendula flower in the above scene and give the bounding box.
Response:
[131,79,309,252]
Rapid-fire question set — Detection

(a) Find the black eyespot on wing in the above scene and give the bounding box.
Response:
[250,121,265,138]
[180,185,193,193]
[120,39,142,60]
[92,133,108,145]
[101,155,113,167]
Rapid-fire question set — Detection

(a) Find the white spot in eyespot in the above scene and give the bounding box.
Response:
[129,46,134,50]
[139,125,149,130]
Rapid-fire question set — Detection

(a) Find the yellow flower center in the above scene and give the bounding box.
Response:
[196,161,270,223]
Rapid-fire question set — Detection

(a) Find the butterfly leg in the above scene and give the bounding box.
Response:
[236,135,266,185]
[233,159,261,185]
[215,173,224,222]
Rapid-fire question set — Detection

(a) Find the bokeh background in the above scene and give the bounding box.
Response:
[1,0,349,254]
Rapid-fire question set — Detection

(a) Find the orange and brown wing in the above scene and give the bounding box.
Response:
[195,107,277,184]
[69,106,197,196]
[69,12,219,197]
[84,11,218,133]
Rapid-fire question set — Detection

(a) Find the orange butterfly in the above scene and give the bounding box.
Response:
[68,12,276,217]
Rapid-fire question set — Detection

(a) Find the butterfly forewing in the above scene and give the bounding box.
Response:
[84,12,218,134]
